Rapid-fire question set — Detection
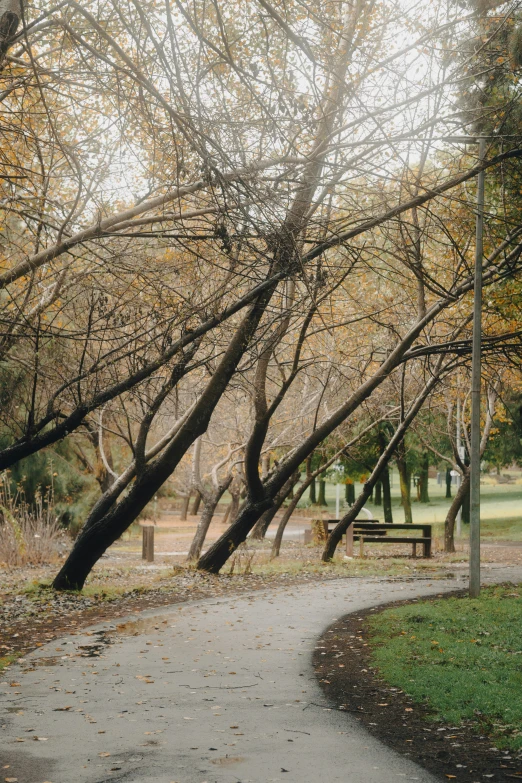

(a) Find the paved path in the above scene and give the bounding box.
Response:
[2,566,522,783]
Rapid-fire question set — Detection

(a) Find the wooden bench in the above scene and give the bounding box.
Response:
[321,519,432,558]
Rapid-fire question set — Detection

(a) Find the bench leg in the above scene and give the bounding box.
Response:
[346,523,354,557]
[359,536,364,558]
[422,527,432,557]
[412,541,417,558]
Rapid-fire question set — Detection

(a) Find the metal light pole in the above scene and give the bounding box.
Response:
[469,137,486,598]
[456,391,462,538]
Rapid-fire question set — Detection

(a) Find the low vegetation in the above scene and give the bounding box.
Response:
[367,586,522,749]
[0,476,65,565]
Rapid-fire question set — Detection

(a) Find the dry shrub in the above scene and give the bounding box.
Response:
[227,542,256,575]
[0,475,63,565]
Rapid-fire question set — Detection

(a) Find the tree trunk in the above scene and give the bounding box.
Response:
[187,482,230,562]
[322,478,374,562]
[0,0,21,63]
[197,498,274,573]
[396,446,412,524]
[445,388,497,552]
[199,324,445,574]
[445,467,452,499]
[419,453,430,503]
[250,507,275,540]
[98,469,114,495]
[374,480,382,505]
[250,472,299,540]
[271,478,310,558]
[52,293,275,590]
[382,467,393,524]
[187,497,218,562]
[180,493,191,521]
[309,477,316,504]
[221,502,231,525]
[317,479,327,506]
[444,472,469,552]
[190,490,202,516]
[261,453,270,479]
[345,481,355,505]
[228,491,240,525]
[376,431,392,521]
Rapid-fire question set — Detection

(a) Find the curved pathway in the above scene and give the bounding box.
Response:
[3,567,522,783]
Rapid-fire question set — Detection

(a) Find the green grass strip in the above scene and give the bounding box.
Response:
[367,585,522,749]
[0,653,23,673]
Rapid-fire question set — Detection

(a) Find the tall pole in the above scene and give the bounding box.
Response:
[469,138,485,598]
[456,391,462,538]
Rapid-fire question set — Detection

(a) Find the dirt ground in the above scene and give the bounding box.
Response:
[314,597,522,783]
[119,510,522,565]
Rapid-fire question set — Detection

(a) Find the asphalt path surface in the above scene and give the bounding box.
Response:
[3,566,522,783]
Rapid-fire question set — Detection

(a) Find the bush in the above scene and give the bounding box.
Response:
[0,474,64,565]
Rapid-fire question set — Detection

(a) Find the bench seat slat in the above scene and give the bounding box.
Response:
[354,536,431,543]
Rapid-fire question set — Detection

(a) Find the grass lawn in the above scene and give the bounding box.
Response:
[296,470,522,540]
[366,586,522,749]
[481,516,522,541]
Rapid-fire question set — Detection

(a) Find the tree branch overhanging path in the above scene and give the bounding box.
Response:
[0,0,521,587]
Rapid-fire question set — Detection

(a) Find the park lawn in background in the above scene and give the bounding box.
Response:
[366,586,522,749]
[296,472,522,529]
[481,516,522,541]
